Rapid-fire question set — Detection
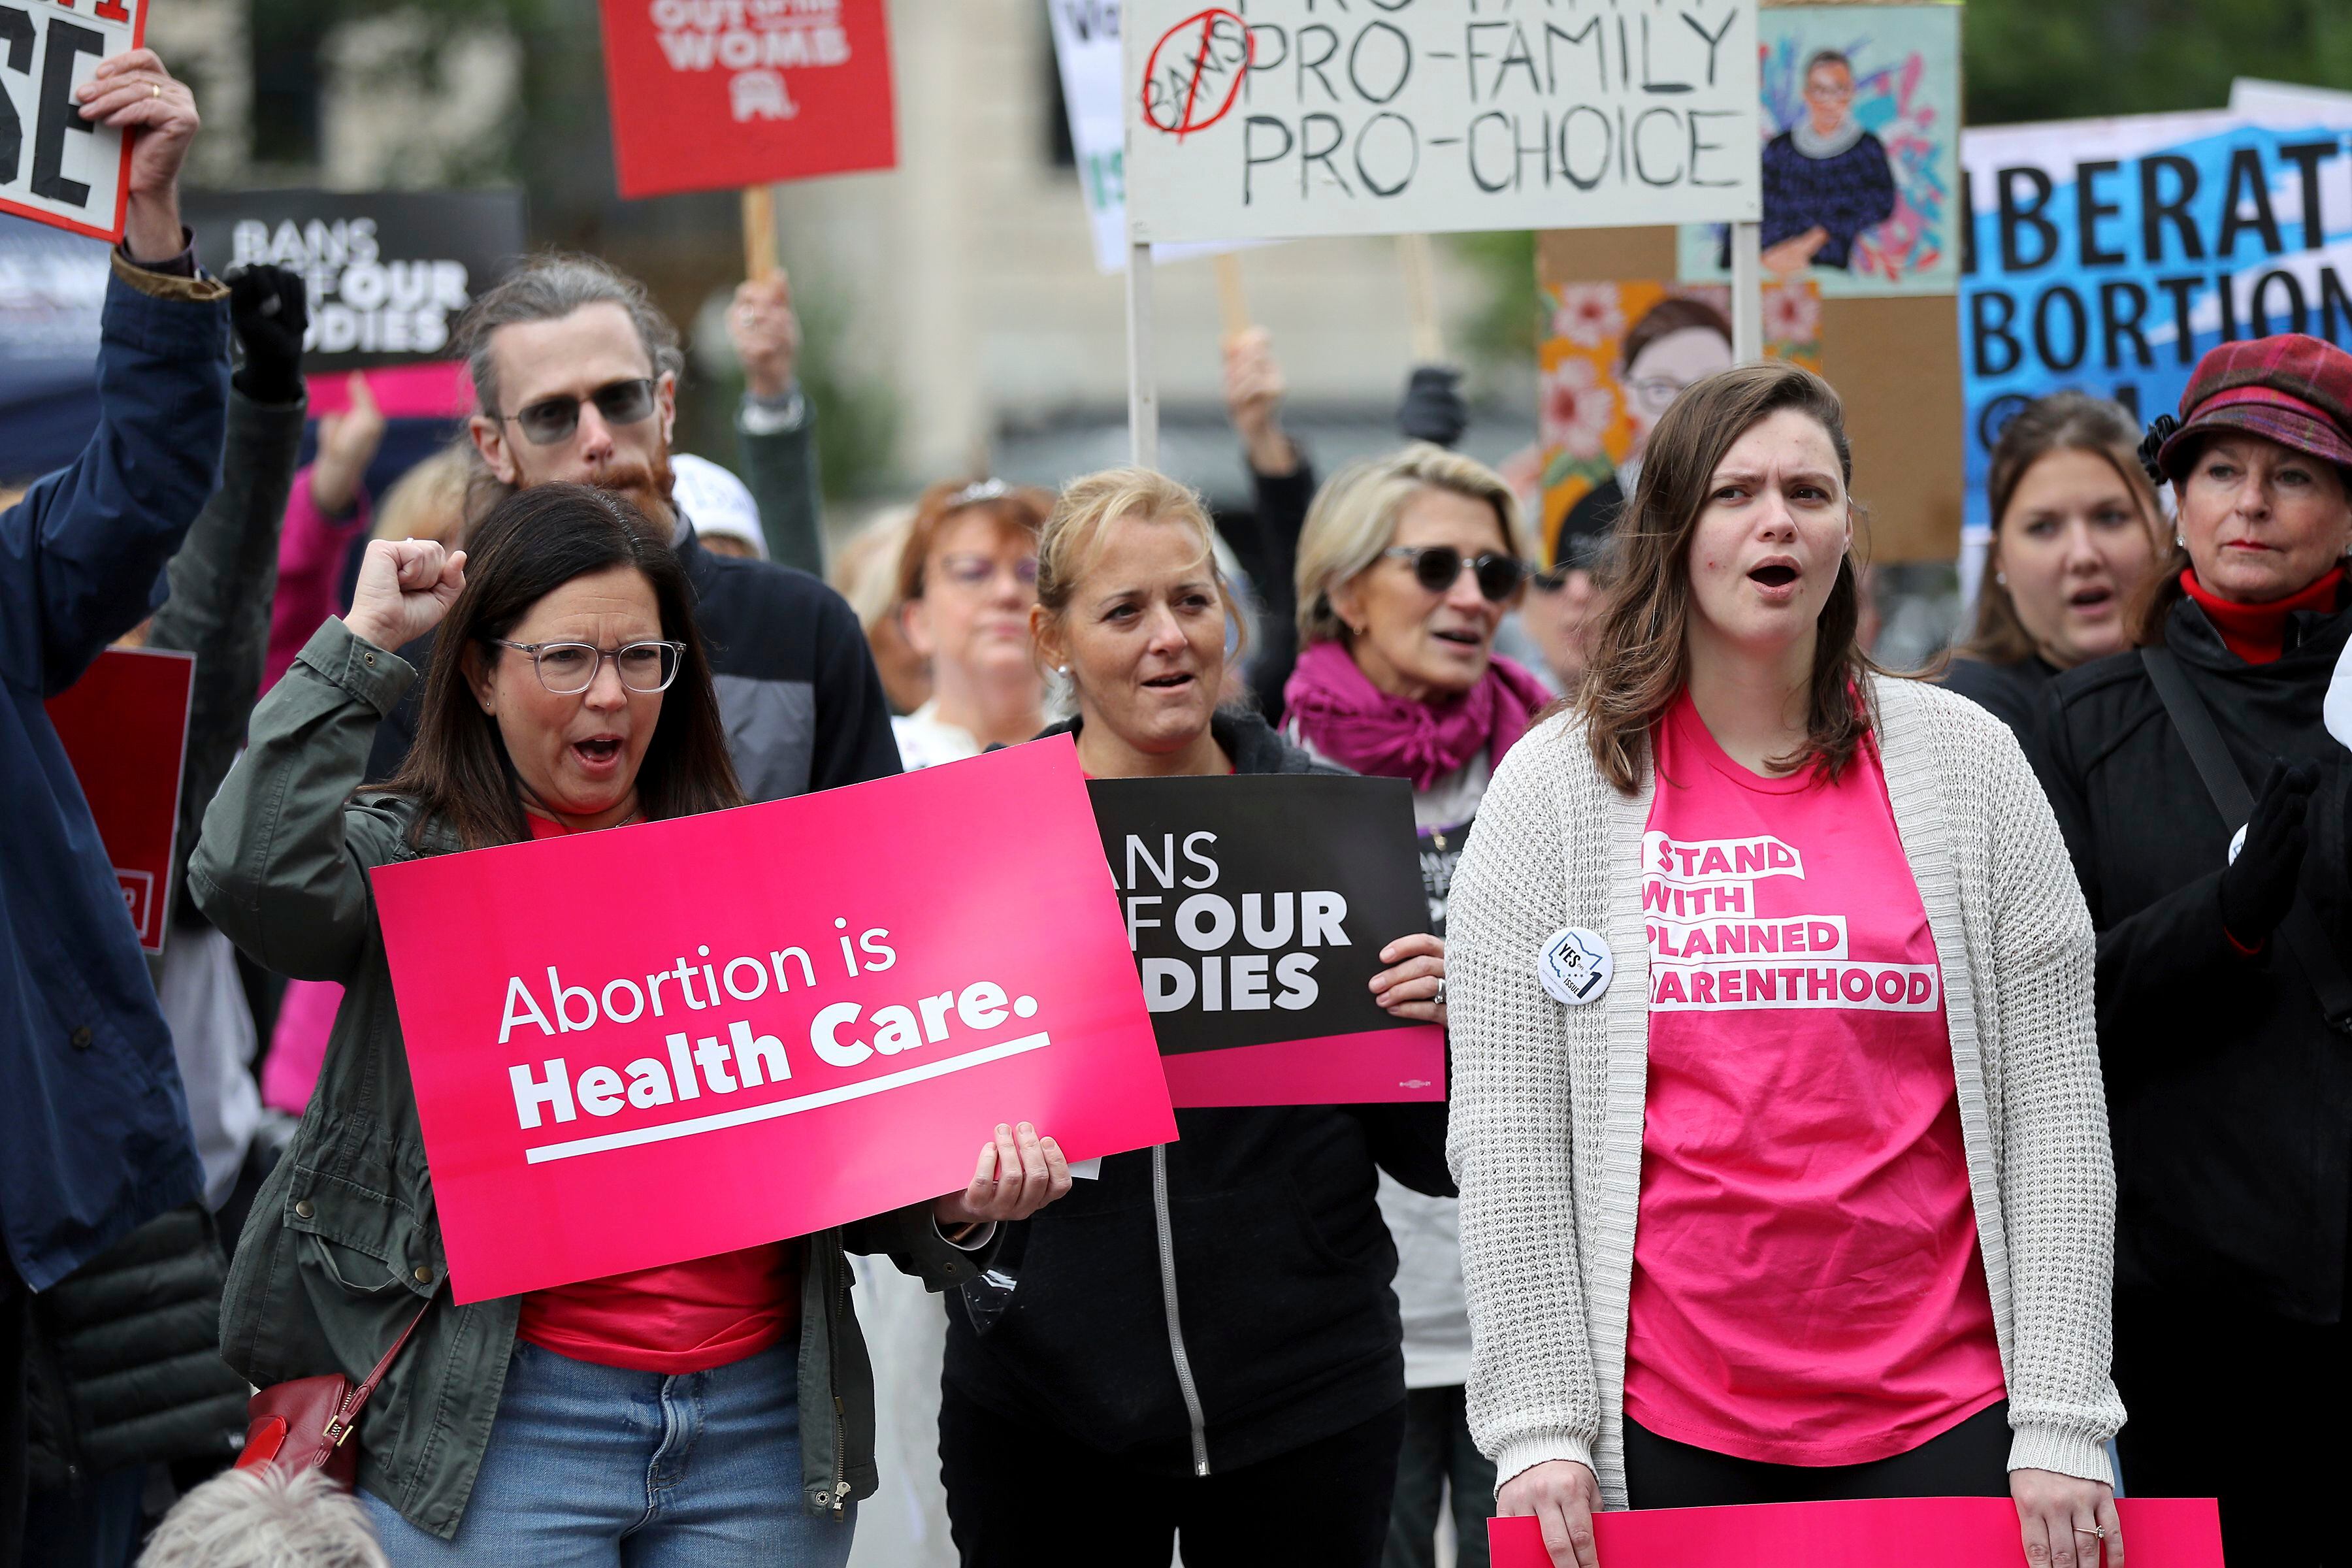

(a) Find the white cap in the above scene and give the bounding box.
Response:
[670,453,768,559]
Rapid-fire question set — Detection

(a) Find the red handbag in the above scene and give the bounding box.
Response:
[234,1301,432,1487]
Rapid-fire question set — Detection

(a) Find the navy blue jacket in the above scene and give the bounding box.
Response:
[1,254,229,1291]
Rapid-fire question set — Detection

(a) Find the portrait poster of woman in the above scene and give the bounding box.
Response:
[1536,280,1824,567]
[1678,4,1964,299]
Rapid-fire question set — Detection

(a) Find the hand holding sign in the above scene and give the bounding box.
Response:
[1497,1460,1603,1568]
[727,273,800,402]
[346,538,466,653]
[936,1120,1074,1230]
[1369,932,1446,1026]
[71,47,194,260]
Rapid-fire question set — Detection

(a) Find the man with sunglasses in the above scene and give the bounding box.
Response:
[365,254,900,800]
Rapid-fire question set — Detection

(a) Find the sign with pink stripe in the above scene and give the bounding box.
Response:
[1492,1496,2220,1568]
[1088,774,1445,1107]
[374,736,1175,1303]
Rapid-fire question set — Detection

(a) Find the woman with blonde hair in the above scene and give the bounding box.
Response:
[938,468,1452,1568]
[1943,394,2165,742]
[1285,442,1548,1568]
[1446,363,2121,1567]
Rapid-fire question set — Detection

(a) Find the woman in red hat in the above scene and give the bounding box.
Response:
[2037,333,2352,1567]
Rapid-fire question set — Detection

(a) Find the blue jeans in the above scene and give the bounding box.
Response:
[361,1337,853,1567]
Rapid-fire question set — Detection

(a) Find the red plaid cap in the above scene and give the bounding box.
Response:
[2157,333,2352,479]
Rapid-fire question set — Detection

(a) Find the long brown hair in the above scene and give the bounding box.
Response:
[1576,361,1880,794]
[374,483,743,849]
[1962,392,2163,664]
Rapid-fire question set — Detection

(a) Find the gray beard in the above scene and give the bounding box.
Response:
[1791,116,1865,159]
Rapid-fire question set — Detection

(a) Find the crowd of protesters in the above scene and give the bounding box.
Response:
[7,43,2352,1568]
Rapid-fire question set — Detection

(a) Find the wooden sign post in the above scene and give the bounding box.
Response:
[742,186,777,282]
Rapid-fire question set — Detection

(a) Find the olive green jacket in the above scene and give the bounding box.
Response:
[190,617,997,1541]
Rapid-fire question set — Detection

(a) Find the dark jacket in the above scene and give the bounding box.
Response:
[1230,462,1317,727]
[0,254,226,1292]
[945,709,1452,1476]
[367,522,900,800]
[2037,593,2352,1321]
[734,387,825,578]
[24,1206,248,1488]
[1940,653,2059,749]
[191,618,1001,1539]
[147,384,304,935]
[21,385,307,1492]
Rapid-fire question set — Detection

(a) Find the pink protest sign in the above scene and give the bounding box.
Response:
[1491,1497,2221,1568]
[371,736,1175,1303]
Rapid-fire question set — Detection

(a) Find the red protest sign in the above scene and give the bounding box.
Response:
[1492,1497,2222,1568]
[0,0,148,241]
[46,645,194,954]
[596,0,896,201]
[371,736,1175,1304]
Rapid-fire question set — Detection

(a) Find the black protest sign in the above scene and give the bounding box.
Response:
[1088,773,1444,1107]
[182,189,526,370]
[0,0,144,241]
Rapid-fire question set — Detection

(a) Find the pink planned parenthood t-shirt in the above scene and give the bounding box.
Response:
[1624,691,2005,1467]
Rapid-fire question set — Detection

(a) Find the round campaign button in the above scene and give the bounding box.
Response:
[2229,823,2247,865]
[1537,927,1613,1007]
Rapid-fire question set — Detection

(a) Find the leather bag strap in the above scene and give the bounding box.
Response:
[314,1296,434,1465]
[2140,647,2352,1033]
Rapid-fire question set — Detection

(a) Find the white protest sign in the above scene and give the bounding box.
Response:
[1051,0,1264,274]
[1121,0,1761,245]
[0,0,143,242]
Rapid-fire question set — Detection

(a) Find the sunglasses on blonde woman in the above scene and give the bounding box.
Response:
[1382,545,1531,602]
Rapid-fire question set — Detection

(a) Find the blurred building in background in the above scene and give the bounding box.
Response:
[125,0,1533,527]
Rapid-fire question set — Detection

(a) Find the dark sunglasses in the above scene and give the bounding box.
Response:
[497,377,659,446]
[1382,545,1531,602]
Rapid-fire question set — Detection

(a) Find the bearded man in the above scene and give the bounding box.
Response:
[365,253,898,795]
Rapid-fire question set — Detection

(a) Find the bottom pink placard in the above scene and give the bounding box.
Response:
[1157,1026,1445,1108]
[1491,1496,2222,1568]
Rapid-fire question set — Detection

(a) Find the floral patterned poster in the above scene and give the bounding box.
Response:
[1537,280,1824,569]
[1677,5,1962,299]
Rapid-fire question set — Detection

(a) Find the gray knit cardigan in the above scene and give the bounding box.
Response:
[1445,676,2124,1508]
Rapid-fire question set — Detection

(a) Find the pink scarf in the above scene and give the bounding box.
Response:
[1282,639,1554,791]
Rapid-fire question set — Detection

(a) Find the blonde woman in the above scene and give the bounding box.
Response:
[1285,443,1549,1567]
[1446,363,2122,1567]
[939,468,1450,1568]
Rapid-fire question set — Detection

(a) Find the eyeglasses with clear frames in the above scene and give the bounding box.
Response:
[935,553,1041,590]
[488,638,685,694]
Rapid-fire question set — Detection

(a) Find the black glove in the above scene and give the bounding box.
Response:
[2219,757,2320,949]
[228,265,308,406]
[1397,364,1467,448]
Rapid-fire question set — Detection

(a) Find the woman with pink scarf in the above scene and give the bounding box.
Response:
[1286,443,1549,1568]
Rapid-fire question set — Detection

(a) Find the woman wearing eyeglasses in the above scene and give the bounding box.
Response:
[1285,444,1548,1567]
[193,483,1071,1565]
[889,478,1055,770]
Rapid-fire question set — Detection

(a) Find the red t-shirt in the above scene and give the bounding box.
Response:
[1624,693,2005,1465]
[512,811,800,1373]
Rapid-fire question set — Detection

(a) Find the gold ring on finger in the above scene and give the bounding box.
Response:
[150,82,161,99]
[2072,1527,2106,1541]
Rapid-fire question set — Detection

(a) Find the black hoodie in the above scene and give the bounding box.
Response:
[2036,593,2352,1321]
[943,709,1454,1475]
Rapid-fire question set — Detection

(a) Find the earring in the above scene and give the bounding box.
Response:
[1056,664,1070,675]
[2176,534,2187,549]
[1994,571,2007,586]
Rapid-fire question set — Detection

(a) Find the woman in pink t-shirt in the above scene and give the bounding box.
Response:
[1445,363,2123,1568]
